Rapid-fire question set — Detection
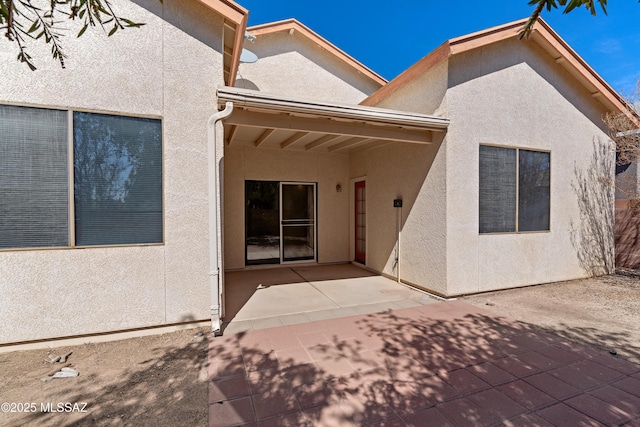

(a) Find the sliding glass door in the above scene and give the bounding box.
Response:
[245,181,316,265]
[245,181,280,265]
[281,183,315,262]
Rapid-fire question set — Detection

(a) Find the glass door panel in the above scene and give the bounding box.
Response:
[355,181,366,264]
[281,183,316,262]
[282,225,315,261]
[245,181,280,265]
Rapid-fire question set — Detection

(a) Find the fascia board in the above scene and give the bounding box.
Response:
[363,17,638,121]
[217,86,450,130]
[247,19,387,86]
[196,0,248,86]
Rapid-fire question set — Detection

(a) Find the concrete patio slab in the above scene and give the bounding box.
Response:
[209,299,640,427]
[222,264,436,328]
[307,275,423,307]
[230,281,339,321]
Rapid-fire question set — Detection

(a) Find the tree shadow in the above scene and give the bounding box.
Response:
[570,139,615,275]
[529,320,640,366]
[223,264,378,322]
[11,302,639,426]
[207,303,639,426]
[15,333,209,426]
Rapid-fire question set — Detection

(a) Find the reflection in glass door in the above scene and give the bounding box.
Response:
[281,183,316,262]
[245,181,280,265]
[245,181,316,265]
[354,180,366,264]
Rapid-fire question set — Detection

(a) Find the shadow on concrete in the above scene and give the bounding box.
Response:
[209,302,640,426]
[10,301,639,426]
[223,264,377,322]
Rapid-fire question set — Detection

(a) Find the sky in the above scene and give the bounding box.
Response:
[239,0,640,95]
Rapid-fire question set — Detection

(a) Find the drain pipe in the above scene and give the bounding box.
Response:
[207,101,234,335]
[397,206,401,283]
[393,199,403,283]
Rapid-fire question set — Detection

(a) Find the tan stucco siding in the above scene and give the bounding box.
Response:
[373,60,449,117]
[0,0,224,343]
[223,146,350,269]
[235,32,381,104]
[349,142,448,295]
[355,61,449,294]
[444,38,614,295]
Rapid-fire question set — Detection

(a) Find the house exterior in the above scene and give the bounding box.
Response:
[0,0,248,345]
[0,0,633,346]
[360,20,626,294]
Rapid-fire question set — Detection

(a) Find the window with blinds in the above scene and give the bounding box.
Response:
[73,112,162,246]
[0,104,162,250]
[479,145,550,234]
[0,105,69,249]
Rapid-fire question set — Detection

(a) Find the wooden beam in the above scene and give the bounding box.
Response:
[226,125,238,145]
[351,141,394,154]
[280,132,309,149]
[226,109,434,144]
[254,128,275,147]
[361,43,450,106]
[305,134,341,151]
[328,138,374,152]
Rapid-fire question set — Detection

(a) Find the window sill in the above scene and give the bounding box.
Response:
[479,230,551,235]
[0,243,165,253]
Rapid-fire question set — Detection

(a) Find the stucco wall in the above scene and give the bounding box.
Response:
[360,37,614,297]
[0,0,224,343]
[349,140,448,295]
[352,61,449,295]
[444,38,614,295]
[374,60,449,117]
[235,31,381,104]
[223,145,350,270]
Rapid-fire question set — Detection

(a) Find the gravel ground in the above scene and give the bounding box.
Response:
[464,270,640,365]
[0,328,209,427]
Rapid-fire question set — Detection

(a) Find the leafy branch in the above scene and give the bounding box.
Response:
[520,0,639,38]
[0,0,155,70]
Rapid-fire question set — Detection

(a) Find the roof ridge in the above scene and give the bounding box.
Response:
[247,18,387,86]
[361,17,633,119]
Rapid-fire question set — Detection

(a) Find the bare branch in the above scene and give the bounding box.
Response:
[607,79,640,215]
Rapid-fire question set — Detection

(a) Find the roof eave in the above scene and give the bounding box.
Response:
[217,86,449,130]
[197,0,248,86]
[247,18,388,87]
[362,17,636,120]
[360,42,451,107]
[530,18,637,121]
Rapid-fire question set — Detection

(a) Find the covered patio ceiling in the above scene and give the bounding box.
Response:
[217,87,450,153]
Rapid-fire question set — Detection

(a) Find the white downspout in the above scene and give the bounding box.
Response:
[207,101,234,335]
[397,206,401,283]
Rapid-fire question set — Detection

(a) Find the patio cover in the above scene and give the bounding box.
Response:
[217,86,450,153]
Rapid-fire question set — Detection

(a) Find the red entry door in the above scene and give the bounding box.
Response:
[355,181,366,264]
